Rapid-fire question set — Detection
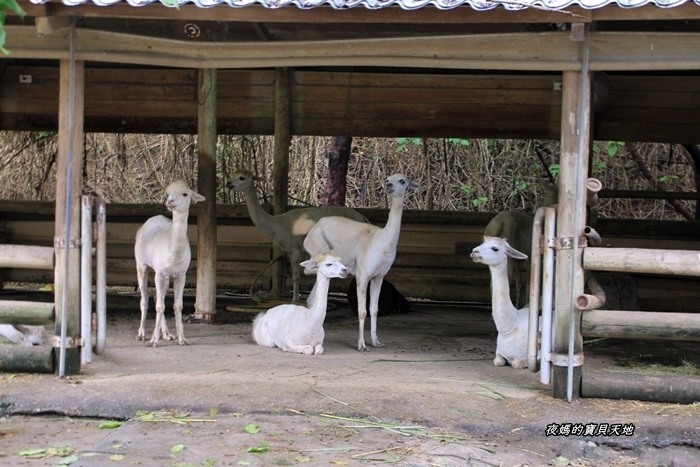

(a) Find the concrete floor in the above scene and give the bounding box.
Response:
[1,293,699,466]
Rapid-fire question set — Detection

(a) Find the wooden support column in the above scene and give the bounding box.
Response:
[54,56,84,376]
[552,69,591,400]
[272,67,291,298]
[195,68,218,320]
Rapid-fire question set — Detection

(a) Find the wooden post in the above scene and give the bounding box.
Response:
[195,68,218,320]
[552,69,591,399]
[272,67,291,298]
[0,301,54,325]
[54,57,84,376]
[584,247,700,276]
[582,372,700,404]
[581,310,700,341]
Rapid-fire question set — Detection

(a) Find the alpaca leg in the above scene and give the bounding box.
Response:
[172,274,189,345]
[313,344,324,355]
[368,276,384,348]
[282,343,315,355]
[355,278,369,351]
[158,275,174,341]
[149,274,169,347]
[511,358,528,369]
[136,264,149,341]
[493,354,507,366]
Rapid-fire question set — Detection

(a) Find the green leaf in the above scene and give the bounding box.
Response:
[237,461,252,466]
[549,164,561,178]
[295,456,311,463]
[446,138,470,146]
[0,0,25,17]
[209,407,219,416]
[59,454,80,465]
[110,454,125,461]
[18,448,47,459]
[170,444,186,454]
[246,445,269,453]
[202,458,216,467]
[244,424,259,434]
[99,421,122,429]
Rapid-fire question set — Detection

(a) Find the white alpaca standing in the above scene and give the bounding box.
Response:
[226,170,368,303]
[0,324,47,346]
[252,252,348,355]
[304,173,418,351]
[470,236,530,369]
[134,180,205,347]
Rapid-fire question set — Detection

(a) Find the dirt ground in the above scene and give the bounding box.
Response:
[1,292,699,466]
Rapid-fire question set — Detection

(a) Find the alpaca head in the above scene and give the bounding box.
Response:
[300,252,348,279]
[385,174,419,198]
[470,236,528,267]
[16,325,48,346]
[226,170,264,192]
[165,181,205,214]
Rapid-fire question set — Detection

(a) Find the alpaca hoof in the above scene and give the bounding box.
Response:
[178,338,190,346]
[357,343,368,352]
[493,355,507,366]
[313,345,324,355]
[371,340,384,348]
[149,341,159,348]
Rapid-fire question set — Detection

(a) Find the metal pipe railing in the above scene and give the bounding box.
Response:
[527,205,556,383]
[80,195,94,364]
[94,196,107,355]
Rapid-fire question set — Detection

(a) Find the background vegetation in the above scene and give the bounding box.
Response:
[0,131,695,220]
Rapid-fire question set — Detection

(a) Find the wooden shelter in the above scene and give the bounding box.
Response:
[1,0,699,398]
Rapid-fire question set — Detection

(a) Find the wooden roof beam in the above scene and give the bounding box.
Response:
[6,26,700,72]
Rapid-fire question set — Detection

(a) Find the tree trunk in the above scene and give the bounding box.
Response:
[321,136,352,206]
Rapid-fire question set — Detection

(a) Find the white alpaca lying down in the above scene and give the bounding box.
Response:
[0,324,48,346]
[252,252,348,355]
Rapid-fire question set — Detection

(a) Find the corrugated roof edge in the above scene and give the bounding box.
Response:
[26,0,700,12]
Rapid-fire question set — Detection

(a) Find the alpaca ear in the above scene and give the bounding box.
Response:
[408,179,419,191]
[191,192,206,203]
[300,259,318,271]
[253,175,264,182]
[506,246,528,260]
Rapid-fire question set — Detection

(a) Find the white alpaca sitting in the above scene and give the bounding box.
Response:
[134,180,205,347]
[470,236,530,369]
[484,210,534,309]
[252,252,348,355]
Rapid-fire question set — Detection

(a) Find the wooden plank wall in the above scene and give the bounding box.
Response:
[2,64,699,143]
[1,200,699,313]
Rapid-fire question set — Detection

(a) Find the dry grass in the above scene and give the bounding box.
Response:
[0,132,695,221]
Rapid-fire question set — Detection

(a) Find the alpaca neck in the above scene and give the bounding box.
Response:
[488,261,520,334]
[169,210,190,258]
[307,275,331,332]
[378,195,405,245]
[244,186,275,238]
